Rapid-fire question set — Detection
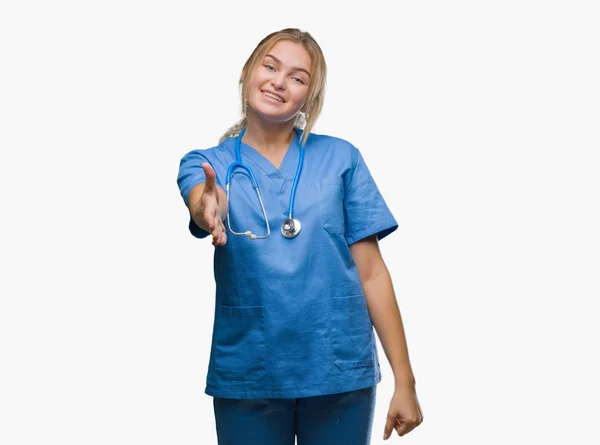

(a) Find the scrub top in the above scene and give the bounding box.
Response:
[177,129,398,399]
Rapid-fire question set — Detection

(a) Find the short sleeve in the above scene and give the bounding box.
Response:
[344,147,398,245]
[177,150,212,239]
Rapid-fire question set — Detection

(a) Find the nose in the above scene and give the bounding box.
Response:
[270,72,286,90]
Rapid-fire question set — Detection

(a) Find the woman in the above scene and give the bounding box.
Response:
[177,28,423,444]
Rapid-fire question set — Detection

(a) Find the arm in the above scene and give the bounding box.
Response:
[349,234,416,388]
[351,234,423,438]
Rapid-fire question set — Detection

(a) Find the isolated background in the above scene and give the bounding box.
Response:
[1,1,599,444]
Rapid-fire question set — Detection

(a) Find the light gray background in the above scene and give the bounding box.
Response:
[1,1,598,444]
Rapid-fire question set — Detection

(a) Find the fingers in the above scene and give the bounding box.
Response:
[200,162,225,246]
[395,416,422,436]
[202,186,225,246]
[395,422,402,436]
[385,414,423,439]
[395,419,411,437]
[209,212,227,247]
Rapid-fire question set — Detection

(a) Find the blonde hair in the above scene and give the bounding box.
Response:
[219,28,327,146]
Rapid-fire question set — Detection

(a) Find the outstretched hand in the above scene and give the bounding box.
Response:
[383,384,424,440]
[200,162,227,247]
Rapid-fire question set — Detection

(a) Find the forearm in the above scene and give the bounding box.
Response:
[362,267,415,388]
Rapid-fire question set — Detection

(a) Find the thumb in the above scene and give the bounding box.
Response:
[383,414,398,441]
[202,162,217,190]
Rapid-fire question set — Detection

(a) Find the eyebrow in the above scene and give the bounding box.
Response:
[265,54,311,78]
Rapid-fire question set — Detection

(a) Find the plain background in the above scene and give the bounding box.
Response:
[1,1,599,444]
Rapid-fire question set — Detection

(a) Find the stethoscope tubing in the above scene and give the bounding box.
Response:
[225,128,304,239]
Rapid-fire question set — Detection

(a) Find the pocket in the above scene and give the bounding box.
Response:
[330,295,374,371]
[315,177,345,235]
[214,305,266,381]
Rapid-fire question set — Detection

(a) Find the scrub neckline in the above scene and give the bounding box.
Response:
[235,128,302,190]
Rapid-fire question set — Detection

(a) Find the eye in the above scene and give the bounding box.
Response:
[292,77,305,84]
[264,64,275,71]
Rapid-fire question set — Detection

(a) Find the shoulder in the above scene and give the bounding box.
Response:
[178,138,233,165]
[305,131,360,159]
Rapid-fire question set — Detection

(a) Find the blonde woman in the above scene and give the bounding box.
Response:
[177,28,423,444]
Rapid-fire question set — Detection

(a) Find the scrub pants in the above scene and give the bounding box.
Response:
[213,385,376,445]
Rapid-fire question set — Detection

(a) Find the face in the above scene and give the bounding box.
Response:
[245,40,312,124]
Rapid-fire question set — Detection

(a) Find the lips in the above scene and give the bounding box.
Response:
[261,89,285,103]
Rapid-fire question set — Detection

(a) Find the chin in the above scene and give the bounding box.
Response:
[252,106,297,124]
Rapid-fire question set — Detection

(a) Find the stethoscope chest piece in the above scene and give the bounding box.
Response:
[281,218,301,239]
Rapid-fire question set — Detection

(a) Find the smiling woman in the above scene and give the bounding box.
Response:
[217,29,326,149]
[244,40,312,126]
[176,28,423,445]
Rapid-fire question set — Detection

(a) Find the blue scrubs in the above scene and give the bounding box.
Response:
[177,129,398,399]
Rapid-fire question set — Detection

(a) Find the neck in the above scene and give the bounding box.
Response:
[242,111,296,153]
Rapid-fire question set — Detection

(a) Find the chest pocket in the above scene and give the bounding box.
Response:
[314,177,346,235]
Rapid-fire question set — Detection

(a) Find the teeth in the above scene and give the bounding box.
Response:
[264,91,283,102]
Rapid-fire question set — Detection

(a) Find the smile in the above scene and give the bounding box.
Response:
[261,90,285,103]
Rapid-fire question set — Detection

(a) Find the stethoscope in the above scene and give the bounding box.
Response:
[225,127,305,240]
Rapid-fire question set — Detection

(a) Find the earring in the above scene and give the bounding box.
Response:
[295,111,306,129]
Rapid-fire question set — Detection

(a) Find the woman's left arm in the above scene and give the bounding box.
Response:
[349,234,424,440]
